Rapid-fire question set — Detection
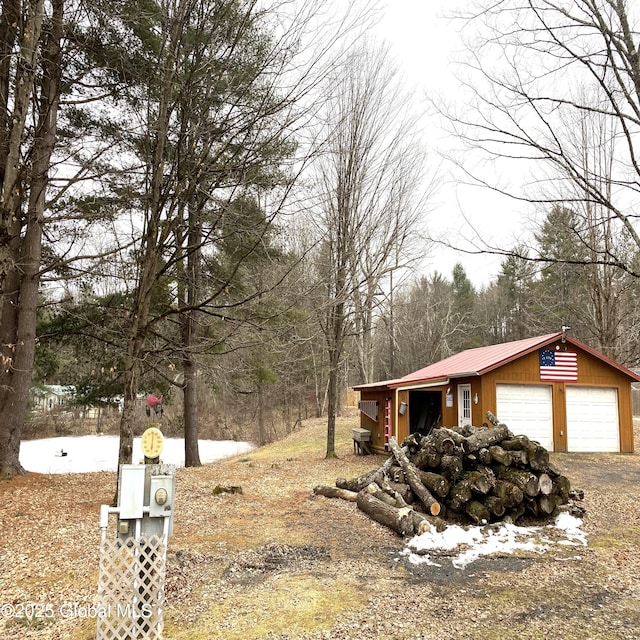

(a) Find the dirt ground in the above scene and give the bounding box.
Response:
[1,414,639,640]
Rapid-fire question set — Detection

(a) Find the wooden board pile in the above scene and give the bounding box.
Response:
[314,412,584,537]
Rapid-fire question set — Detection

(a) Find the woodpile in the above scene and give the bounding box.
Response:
[314,412,585,537]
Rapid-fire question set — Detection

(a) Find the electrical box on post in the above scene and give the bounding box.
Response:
[107,430,176,545]
[97,429,176,640]
[118,465,146,519]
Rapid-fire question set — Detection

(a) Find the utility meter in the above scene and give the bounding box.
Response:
[149,474,174,518]
[109,428,175,542]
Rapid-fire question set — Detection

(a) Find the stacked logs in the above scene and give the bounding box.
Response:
[314,412,584,537]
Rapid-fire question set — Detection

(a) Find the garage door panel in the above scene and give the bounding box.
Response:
[566,387,619,452]
[496,384,554,450]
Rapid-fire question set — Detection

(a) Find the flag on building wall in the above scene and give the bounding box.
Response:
[539,349,578,381]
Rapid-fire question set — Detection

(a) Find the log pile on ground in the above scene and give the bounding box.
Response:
[314,412,585,537]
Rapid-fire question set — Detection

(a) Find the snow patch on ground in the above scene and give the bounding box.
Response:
[402,512,587,569]
[20,435,254,474]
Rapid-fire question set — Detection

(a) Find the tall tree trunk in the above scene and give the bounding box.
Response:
[325,300,345,459]
[0,0,44,285]
[0,0,62,479]
[0,267,23,477]
[182,206,201,467]
[326,360,338,459]
[118,346,141,467]
[118,248,161,467]
[257,381,265,446]
[0,0,20,178]
[183,355,200,466]
[182,303,201,466]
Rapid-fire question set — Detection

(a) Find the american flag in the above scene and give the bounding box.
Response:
[539,349,578,381]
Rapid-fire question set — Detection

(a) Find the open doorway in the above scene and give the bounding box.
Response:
[409,390,442,436]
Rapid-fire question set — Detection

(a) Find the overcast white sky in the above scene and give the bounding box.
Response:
[373,1,530,287]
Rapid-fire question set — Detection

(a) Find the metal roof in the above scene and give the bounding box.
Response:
[353,332,640,390]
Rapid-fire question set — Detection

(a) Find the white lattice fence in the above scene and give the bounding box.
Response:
[96,534,166,640]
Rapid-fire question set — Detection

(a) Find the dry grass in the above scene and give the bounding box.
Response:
[1,414,640,639]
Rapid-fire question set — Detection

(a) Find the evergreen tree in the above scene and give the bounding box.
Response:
[451,263,481,350]
[494,247,538,341]
[534,206,589,335]
[0,0,65,478]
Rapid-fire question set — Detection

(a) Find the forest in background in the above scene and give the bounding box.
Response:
[3,0,640,477]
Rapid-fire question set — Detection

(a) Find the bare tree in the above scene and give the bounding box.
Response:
[383,273,459,376]
[533,110,640,364]
[564,106,640,363]
[442,1,640,278]
[426,0,640,367]
[310,42,432,458]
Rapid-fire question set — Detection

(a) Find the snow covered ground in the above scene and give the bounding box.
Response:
[402,511,587,569]
[19,435,254,474]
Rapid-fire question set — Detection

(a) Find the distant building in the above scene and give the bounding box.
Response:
[31,384,76,412]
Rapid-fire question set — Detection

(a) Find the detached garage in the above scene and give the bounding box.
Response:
[354,332,639,454]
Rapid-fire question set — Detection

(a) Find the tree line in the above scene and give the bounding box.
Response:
[2,0,640,479]
[381,228,640,384]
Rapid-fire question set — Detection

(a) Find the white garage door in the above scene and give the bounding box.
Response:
[566,387,619,452]
[496,384,554,450]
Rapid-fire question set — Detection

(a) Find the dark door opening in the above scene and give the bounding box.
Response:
[409,390,442,436]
